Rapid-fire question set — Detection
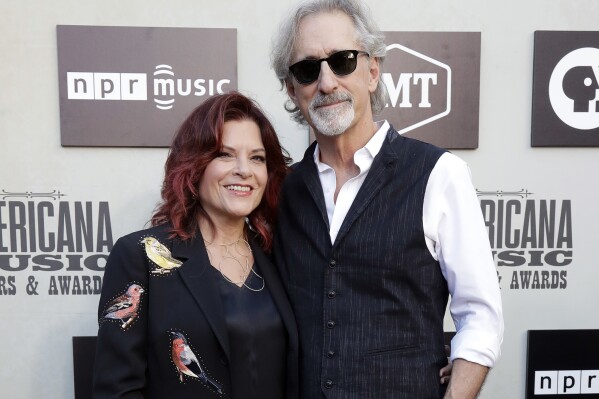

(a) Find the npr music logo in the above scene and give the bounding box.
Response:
[67,65,231,110]
[534,370,599,395]
[549,47,599,130]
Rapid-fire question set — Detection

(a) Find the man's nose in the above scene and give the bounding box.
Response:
[317,61,338,93]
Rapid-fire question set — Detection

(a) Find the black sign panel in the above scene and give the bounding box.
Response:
[532,31,599,146]
[526,330,599,397]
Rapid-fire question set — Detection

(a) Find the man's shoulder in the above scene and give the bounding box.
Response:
[384,132,447,172]
[386,126,447,157]
[283,142,318,180]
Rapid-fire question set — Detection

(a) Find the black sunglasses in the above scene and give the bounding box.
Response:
[288,49,370,85]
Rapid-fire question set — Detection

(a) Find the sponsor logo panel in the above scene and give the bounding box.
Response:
[532,31,599,146]
[57,25,237,147]
[381,32,480,149]
[527,330,599,397]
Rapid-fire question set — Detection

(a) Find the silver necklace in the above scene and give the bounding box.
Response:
[204,235,265,292]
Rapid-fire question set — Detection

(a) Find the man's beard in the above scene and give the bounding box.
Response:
[308,92,354,136]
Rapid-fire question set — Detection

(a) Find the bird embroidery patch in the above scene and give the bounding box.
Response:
[142,236,183,275]
[170,331,224,395]
[100,283,145,330]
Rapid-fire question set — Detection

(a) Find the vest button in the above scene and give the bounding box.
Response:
[327,290,336,299]
[329,259,336,268]
[326,350,335,358]
[326,320,336,329]
[324,380,334,389]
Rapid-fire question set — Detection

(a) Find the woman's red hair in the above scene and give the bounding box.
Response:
[152,92,291,252]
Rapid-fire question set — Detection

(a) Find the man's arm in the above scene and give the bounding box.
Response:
[423,153,504,394]
[424,153,504,354]
[443,358,489,399]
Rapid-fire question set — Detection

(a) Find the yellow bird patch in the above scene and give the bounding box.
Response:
[142,237,183,275]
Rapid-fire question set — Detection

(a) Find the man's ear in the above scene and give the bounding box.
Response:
[285,78,297,103]
[368,57,381,93]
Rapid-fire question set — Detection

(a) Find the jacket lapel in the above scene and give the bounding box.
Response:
[251,240,299,398]
[296,142,330,231]
[171,234,231,360]
[251,240,298,348]
[334,127,399,247]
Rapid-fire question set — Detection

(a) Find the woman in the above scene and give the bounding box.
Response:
[93,92,297,399]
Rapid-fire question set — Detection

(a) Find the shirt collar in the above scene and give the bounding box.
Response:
[313,120,390,173]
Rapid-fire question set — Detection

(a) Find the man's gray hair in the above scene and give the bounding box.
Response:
[271,0,389,125]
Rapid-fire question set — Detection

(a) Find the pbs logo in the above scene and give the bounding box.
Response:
[549,47,599,130]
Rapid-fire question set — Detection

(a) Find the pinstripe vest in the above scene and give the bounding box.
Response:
[274,127,449,399]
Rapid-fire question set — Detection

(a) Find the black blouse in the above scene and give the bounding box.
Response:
[210,262,287,399]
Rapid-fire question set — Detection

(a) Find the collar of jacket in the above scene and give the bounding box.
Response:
[168,228,297,363]
[292,125,400,248]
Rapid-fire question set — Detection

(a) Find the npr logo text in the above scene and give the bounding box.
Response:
[66,67,231,110]
[535,370,599,395]
[67,72,147,100]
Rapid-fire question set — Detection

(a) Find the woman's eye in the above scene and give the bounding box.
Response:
[251,155,266,163]
[217,151,233,158]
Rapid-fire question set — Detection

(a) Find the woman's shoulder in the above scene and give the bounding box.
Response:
[120,223,172,240]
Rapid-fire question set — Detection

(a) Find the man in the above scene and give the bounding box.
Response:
[271,0,503,398]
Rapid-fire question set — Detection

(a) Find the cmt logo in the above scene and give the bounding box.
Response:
[382,43,451,134]
[534,370,599,395]
[67,65,230,110]
[549,47,599,130]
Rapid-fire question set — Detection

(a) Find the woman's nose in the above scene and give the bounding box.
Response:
[233,157,252,178]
